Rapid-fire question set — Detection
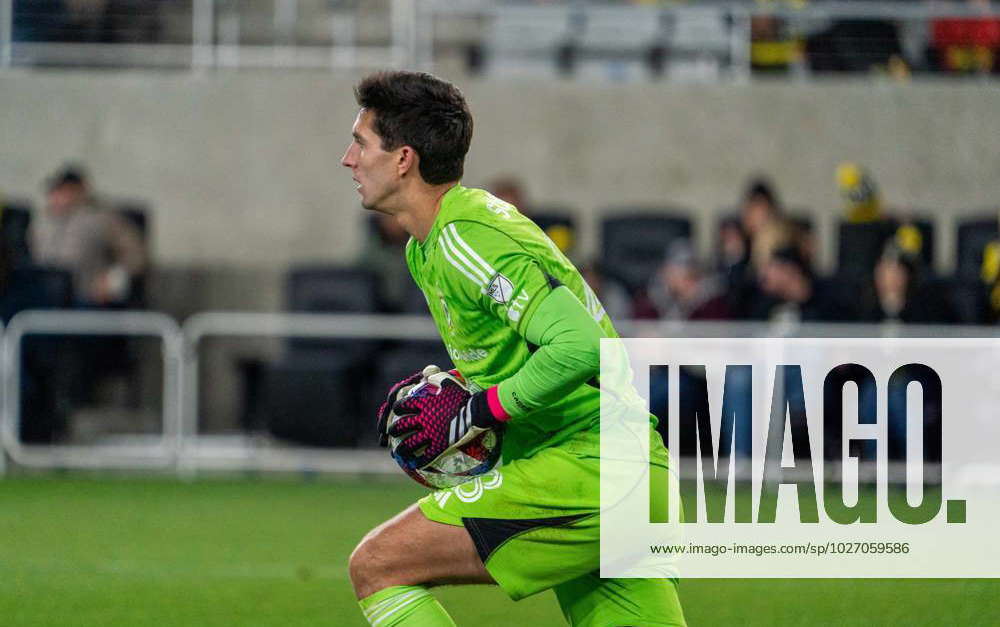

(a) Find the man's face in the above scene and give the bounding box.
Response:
[875,257,908,296]
[741,196,773,236]
[341,109,401,212]
[46,183,85,216]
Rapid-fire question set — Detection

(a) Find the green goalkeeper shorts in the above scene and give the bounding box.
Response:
[417,429,686,627]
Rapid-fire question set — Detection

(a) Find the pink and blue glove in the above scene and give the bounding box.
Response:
[375,369,426,448]
[387,371,509,469]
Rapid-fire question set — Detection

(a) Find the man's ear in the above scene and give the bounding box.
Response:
[397,146,417,177]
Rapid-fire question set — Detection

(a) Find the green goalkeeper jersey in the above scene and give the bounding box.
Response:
[405,184,617,462]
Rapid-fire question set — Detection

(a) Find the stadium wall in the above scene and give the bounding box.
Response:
[1,71,998,314]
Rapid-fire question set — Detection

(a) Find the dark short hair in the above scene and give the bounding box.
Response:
[354,71,473,185]
[744,176,780,211]
[46,164,88,191]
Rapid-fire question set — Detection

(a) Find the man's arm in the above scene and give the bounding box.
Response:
[106,213,146,277]
[388,220,609,466]
[390,281,606,467]
[492,283,604,419]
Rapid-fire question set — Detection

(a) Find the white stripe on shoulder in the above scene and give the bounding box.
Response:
[441,227,491,283]
[438,229,487,288]
[447,223,496,277]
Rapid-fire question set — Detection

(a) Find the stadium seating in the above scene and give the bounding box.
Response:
[836,218,934,280]
[284,264,378,355]
[665,6,730,79]
[2,266,74,443]
[1,201,33,268]
[1,264,73,322]
[806,19,904,73]
[600,210,692,295]
[360,276,453,447]
[114,201,151,309]
[256,265,380,447]
[952,214,998,324]
[572,5,664,80]
[955,214,998,280]
[483,5,576,77]
[530,207,577,256]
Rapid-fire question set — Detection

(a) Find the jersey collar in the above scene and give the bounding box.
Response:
[420,183,464,250]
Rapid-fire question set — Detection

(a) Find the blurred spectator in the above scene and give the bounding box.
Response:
[742,176,812,267]
[836,162,883,223]
[859,243,956,324]
[751,216,801,275]
[929,0,1000,75]
[722,176,815,317]
[30,164,146,307]
[750,13,801,74]
[488,175,575,256]
[718,215,749,272]
[716,215,756,316]
[635,241,731,321]
[750,245,846,322]
[581,261,632,322]
[740,176,782,241]
[487,175,527,212]
[359,213,411,313]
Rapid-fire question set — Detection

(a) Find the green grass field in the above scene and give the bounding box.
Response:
[2,475,997,626]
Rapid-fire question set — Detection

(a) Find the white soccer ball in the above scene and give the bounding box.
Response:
[386,368,503,489]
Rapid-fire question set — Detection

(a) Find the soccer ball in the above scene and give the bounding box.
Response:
[386,370,503,489]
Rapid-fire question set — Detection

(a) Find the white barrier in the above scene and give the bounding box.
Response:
[0,310,182,472]
[179,312,436,474]
[0,310,997,476]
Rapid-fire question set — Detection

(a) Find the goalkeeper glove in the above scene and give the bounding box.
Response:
[388,370,509,469]
[375,365,441,447]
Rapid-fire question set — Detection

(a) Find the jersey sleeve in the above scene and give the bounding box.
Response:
[496,284,604,418]
[436,220,550,334]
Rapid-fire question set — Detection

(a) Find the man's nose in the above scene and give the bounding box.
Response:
[341,145,355,168]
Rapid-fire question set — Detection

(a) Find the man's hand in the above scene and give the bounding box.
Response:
[375,365,441,447]
[388,371,507,469]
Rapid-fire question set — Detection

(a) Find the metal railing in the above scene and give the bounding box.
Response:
[0,308,997,476]
[1,1,999,79]
[0,310,182,470]
[179,311,435,474]
[0,0,419,70]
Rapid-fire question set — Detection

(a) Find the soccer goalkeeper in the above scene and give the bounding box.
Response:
[344,70,685,627]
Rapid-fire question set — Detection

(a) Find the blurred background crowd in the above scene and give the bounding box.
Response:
[3,159,997,452]
[2,0,999,460]
[8,161,996,328]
